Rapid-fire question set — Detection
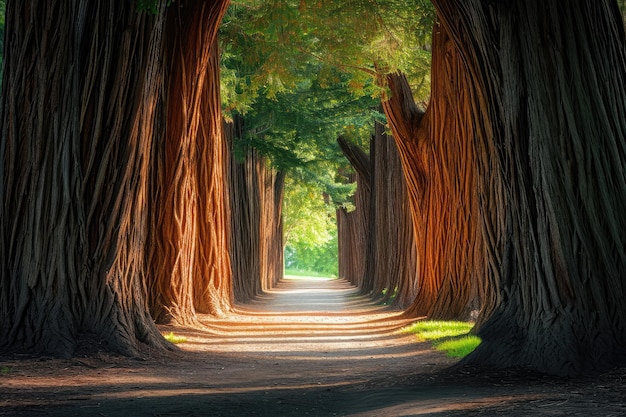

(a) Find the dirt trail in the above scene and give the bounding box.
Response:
[1,277,625,416]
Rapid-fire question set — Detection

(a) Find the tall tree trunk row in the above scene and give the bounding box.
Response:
[337,126,418,308]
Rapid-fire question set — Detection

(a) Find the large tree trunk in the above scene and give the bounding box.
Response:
[148,0,232,324]
[433,0,626,375]
[382,19,482,319]
[0,1,171,356]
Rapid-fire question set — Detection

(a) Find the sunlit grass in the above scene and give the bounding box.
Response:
[284,269,336,279]
[402,320,481,358]
[163,332,187,344]
[434,335,482,358]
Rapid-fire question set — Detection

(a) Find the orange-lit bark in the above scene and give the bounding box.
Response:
[382,20,482,319]
[148,0,232,324]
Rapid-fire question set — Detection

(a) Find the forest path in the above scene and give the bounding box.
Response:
[2,277,623,416]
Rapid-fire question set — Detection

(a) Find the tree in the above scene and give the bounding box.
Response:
[382,21,483,320]
[429,0,626,375]
[226,115,286,301]
[337,124,418,307]
[0,1,172,356]
[147,0,232,325]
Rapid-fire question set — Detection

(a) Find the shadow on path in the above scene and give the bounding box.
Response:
[2,277,624,416]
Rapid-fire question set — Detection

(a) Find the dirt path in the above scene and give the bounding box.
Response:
[1,277,625,416]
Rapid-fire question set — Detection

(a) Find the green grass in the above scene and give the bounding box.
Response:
[402,320,481,358]
[163,332,187,344]
[1,366,9,376]
[284,269,336,279]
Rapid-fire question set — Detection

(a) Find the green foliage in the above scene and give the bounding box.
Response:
[220,0,436,277]
[284,269,335,279]
[283,174,339,276]
[1,366,9,376]
[403,320,481,358]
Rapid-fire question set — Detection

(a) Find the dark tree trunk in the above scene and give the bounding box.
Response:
[148,0,232,324]
[370,122,419,308]
[226,116,285,302]
[338,127,418,308]
[433,0,626,375]
[0,1,171,356]
[336,142,371,289]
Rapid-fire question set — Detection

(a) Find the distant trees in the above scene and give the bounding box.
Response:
[337,123,418,307]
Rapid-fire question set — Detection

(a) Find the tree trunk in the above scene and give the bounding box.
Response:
[370,122,419,308]
[433,0,626,375]
[338,128,418,308]
[336,142,371,289]
[0,1,171,356]
[148,0,232,324]
[382,18,483,319]
[226,116,285,302]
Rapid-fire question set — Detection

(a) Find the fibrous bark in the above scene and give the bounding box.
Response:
[148,0,232,324]
[0,1,171,356]
[382,19,482,319]
[433,0,626,375]
[226,116,286,302]
[337,126,418,308]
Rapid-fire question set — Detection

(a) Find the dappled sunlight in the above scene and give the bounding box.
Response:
[4,277,618,417]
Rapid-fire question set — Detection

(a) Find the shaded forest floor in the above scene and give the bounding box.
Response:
[1,277,625,416]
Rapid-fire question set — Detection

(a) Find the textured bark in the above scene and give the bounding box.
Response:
[369,123,419,308]
[382,19,482,319]
[226,116,285,302]
[338,135,378,295]
[337,129,418,308]
[0,1,171,356]
[433,0,626,375]
[148,0,232,324]
[336,144,371,289]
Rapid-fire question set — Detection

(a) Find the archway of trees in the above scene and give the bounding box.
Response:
[1,0,625,377]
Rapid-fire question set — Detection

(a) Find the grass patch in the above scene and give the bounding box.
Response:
[1,366,9,376]
[402,320,481,358]
[284,269,336,279]
[163,332,187,344]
